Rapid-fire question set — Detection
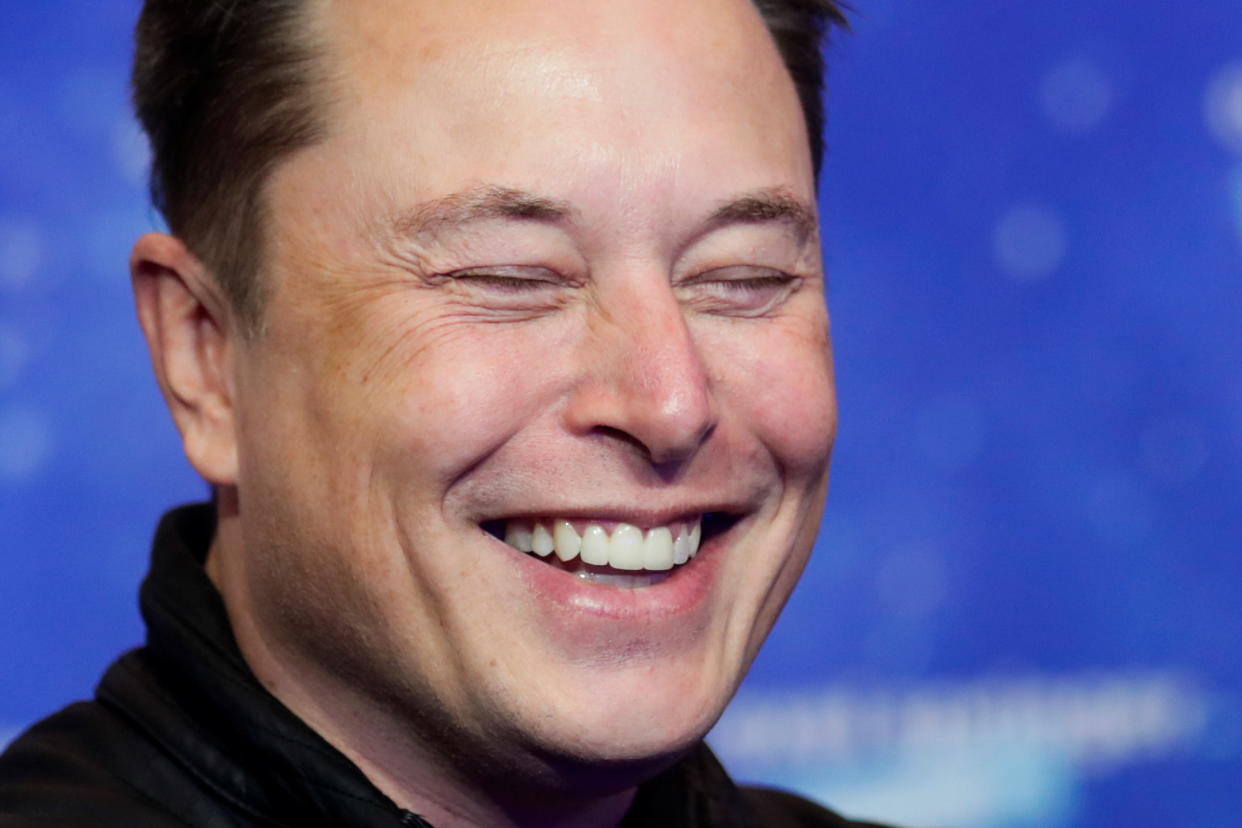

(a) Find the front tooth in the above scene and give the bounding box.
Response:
[553,520,581,562]
[688,519,702,558]
[608,523,644,570]
[642,527,674,571]
[505,522,534,552]
[580,524,610,565]
[673,526,690,565]
[532,523,555,557]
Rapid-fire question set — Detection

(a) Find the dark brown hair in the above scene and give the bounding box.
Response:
[131,0,848,331]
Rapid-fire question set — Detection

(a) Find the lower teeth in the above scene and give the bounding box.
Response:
[529,549,682,588]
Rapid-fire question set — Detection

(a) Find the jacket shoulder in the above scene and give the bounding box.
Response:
[0,701,213,828]
[740,785,896,828]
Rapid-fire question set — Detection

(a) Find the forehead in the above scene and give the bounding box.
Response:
[275,0,813,255]
[310,0,807,164]
[318,0,786,89]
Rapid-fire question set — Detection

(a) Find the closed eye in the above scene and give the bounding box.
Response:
[677,265,802,316]
[446,265,565,293]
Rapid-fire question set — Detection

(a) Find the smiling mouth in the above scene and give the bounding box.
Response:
[482,514,739,588]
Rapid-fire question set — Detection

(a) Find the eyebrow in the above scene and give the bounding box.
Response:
[385,184,817,246]
[388,184,574,241]
[706,188,819,245]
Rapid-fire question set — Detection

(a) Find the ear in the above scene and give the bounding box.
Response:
[131,232,240,485]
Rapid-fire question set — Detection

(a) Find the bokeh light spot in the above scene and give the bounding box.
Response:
[0,323,30,392]
[0,219,45,289]
[1041,57,1113,133]
[111,117,151,186]
[0,403,53,481]
[1205,60,1242,154]
[993,203,1067,281]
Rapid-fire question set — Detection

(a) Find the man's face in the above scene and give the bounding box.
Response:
[223,0,835,787]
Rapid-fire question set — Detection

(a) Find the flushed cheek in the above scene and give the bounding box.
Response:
[713,327,836,477]
[400,336,565,460]
[305,303,572,476]
[763,368,837,471]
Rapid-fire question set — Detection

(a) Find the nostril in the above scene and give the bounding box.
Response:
[592,419,716,473]
[591,425,648,454]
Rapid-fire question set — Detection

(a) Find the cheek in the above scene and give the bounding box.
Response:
[769,359,837,469]
[377,319,573,481]
[710,320,837,476]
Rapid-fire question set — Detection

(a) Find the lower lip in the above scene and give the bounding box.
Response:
[496,531,725,625]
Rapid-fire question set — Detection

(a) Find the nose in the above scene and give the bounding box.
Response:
[564,281,718,469]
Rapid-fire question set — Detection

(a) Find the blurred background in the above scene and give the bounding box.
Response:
[1,1,1239,826]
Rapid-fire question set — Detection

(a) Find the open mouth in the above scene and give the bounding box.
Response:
[482,513,740,588]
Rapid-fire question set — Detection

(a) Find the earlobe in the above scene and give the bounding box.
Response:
[130,232,240,485]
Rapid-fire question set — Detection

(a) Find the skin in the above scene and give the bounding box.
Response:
[131,0,837,826]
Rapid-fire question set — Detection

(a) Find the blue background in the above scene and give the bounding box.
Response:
[2,2,1239,825]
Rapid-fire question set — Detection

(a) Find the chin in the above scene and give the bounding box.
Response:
[515,657,734,772]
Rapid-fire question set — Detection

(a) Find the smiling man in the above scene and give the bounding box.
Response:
[0,1,882,826]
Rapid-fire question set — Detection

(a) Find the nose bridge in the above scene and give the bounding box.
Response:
[628,289,711,419]
[568,271,717,465]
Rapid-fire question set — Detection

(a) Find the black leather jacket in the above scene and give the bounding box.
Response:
[0,505,886,827]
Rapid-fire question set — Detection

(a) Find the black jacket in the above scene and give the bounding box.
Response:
[0,505,887,827]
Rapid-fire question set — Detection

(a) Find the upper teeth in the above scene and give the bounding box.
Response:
[503,518,702,571]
